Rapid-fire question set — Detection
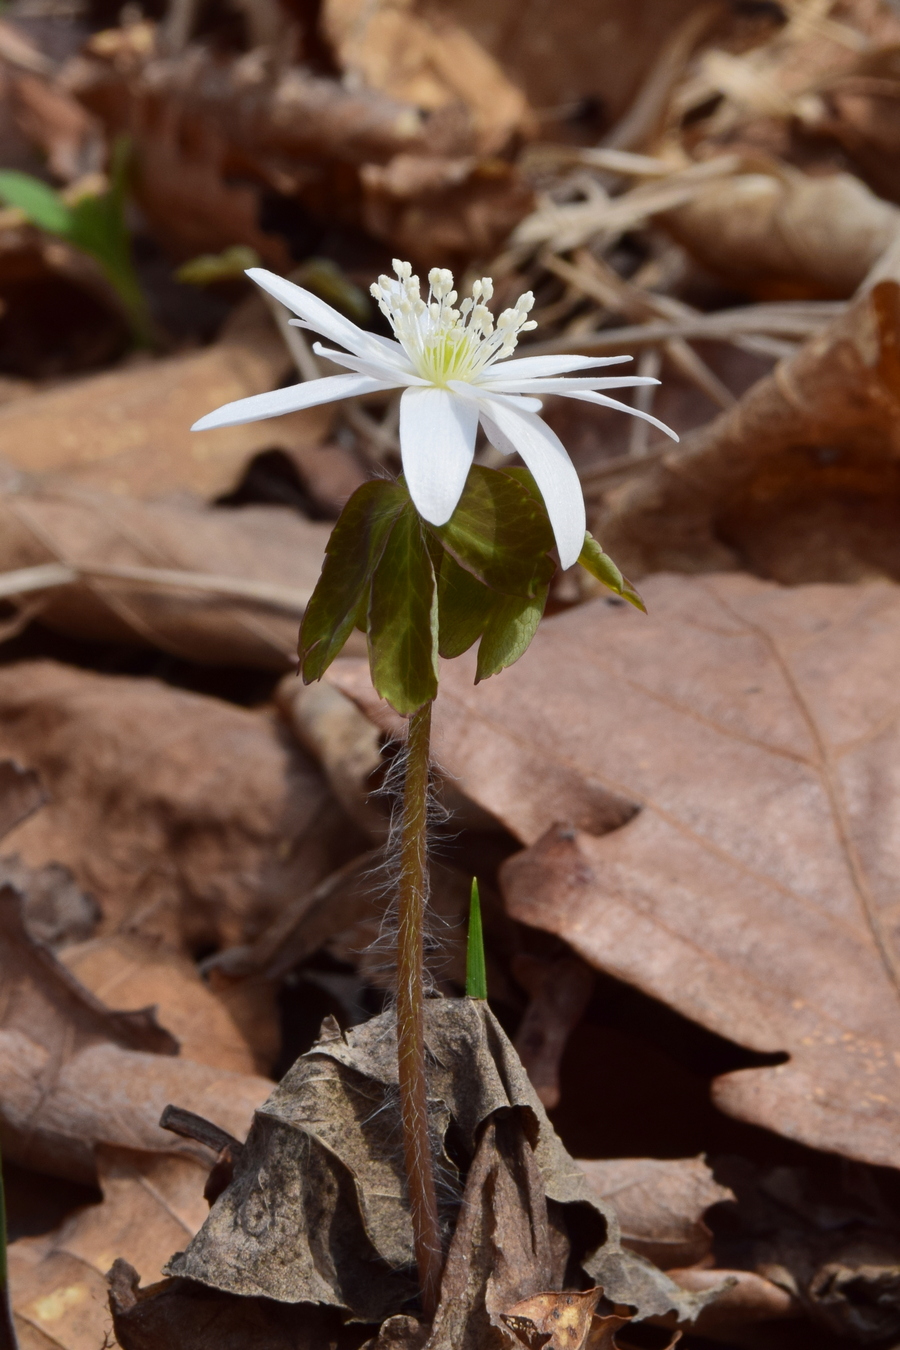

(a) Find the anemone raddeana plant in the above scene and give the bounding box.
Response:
[193,260,678,1316]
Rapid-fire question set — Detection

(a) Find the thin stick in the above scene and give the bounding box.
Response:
[395,700,442,1316]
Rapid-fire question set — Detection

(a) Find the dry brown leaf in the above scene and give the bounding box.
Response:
[0,760,43,840]
[61,933,257,1075]
[425,575,900,1163]
[168,1001,710,1326]
[500,1287,603,1350]
[327,0,718,142]
[67,27,430,264]
[0,478,334,669]
[659,166,900,300]
[598,279,900,584]
[361,154,534,268]
[0,880,271,1183]
[512,953,595,1110]
[702,1154,900,1340]
[427,1112,572,1350]
[330,569,900,1168]
[109,1266,365,1350]
[10,1145,210,1350]
[666,1267,798,1339]
[276,677,387,840]
[323,0,532,154]
[577,1157,734,1270]
[1,855,100,949]
[0,660,362,952]
[0,299,332,500]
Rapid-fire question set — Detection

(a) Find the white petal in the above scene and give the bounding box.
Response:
[447,380,542,413]
[481,376,660,394]
[294,322,410,372]
[562,389,679,441]
[191,373,392,431]
[399,387,478,526]
[311,341,425,384]
[478,400,585,570]
[480,354,632,380]
[247,268,397,365]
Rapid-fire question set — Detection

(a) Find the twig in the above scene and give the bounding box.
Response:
[629,347,662,456]
[543,250,736,409]
[159,1105,243,1158]
[0,561,312,614]
[520,300,843,357]
[263,294,321,382]
[342,400,402,461]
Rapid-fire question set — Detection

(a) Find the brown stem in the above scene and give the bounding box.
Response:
[396,699,442,1317]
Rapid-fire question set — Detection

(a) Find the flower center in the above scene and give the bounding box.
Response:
[370,261,537,385]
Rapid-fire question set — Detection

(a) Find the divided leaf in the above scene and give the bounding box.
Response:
[368,504,439,715]
[431,464,555,598]
[299,479,405,683]
[475,586,549,683]
[436,551,496,659]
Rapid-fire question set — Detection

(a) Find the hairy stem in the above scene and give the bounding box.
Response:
[396,699,442,1316]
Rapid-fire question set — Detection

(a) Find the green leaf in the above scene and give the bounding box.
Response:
[436,551,497,659]
[497,463,542,502]
[432,464,555,599]
[300,479,405,682]
[0,171,72,234]
[466,878,487,1000]
[475,584,548,682]
[368,504,439,715]
[578,532,646,613]
[68,139,153,346]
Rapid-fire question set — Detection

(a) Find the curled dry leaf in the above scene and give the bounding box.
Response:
[332,572,900,1168]
[110,1265,364,1350]
[11,1146,211,1350]
[166,1001,712,1327]
[666,1267,798,1340]
[0,299,332,500]
[598,279,900,584]
[500,1287,603,1350]
[0,478,333,669]
[659,166,900,300]
[704,1155,900,1341]
[0,660,361,952]
[0,881,271,1183]
[577,1157,735,1271]
[61,933,258,1075]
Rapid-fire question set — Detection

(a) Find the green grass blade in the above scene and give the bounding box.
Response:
[466,878,487,1000]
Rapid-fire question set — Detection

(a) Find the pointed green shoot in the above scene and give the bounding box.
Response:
[466,877,487,1000]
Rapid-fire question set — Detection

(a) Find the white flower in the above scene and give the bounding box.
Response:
[192,261,678,569]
